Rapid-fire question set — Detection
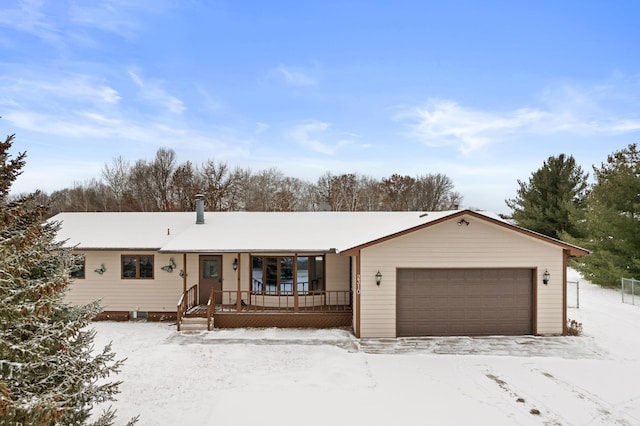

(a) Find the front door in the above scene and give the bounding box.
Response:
[200,255,222,305]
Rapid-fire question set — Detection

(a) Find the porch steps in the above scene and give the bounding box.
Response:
[179,316,209,332]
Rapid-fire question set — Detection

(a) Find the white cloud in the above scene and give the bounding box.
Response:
[287,120,355,155]
[398,84,640,154]
[0,74,121,107]
[0,0,163,50]
[255,122,270,134]
[128,69,186,114]
[0,69,251,160]
[72,0,167,39]
[0,0,63,47]
[288,121,333,154]
[194,84,225,114]
[275,64,318,87]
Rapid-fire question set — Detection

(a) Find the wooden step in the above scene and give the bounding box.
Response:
[179,316,210,331]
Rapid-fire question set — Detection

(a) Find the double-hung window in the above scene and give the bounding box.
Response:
[122,255,154,279]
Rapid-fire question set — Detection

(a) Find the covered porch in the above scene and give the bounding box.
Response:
[175,251,354,331]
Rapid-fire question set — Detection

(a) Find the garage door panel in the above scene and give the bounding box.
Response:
[398,268,533,336]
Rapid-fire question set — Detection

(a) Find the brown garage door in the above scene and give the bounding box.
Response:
[397,268,533,337]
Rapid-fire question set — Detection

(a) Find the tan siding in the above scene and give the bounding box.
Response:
[325,253,350,292]
[67,251,184,312]
[239,253,251,292]
[222,254,237,292]
[359,216,565,338]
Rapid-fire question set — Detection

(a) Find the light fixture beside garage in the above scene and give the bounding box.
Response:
[457,218,469,226]
[543,269,550,285]
[375,271,382,286]
[233,258,238,271]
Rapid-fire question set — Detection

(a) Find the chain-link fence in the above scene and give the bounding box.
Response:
[621,278,640,306]
[567,280,580,308]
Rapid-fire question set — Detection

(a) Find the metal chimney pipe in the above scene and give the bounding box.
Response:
[195,194,205,224]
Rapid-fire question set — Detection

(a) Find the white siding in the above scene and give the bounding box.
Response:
[359,216,564,338]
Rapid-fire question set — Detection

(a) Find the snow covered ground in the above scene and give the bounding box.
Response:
[91,270,640,425]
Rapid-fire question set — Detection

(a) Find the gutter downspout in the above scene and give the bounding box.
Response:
[236,253,242,312]
[563,249,569,335]
[355,251,361,338]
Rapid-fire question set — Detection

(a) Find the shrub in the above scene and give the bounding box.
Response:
[566,318,583,336]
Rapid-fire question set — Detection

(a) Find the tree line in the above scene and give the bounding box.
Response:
[41,147,462,216]
[30,141,640,287]
[506,143,640,286]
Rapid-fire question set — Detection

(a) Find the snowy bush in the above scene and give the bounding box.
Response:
[566,319,583,336]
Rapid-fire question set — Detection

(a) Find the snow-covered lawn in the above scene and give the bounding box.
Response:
[92,270,640,425]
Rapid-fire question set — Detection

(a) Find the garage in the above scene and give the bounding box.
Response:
[397,268,533,337]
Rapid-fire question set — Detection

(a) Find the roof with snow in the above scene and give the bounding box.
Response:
[49,210,588,256]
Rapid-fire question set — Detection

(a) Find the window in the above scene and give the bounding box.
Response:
[122,255,154,279]
[70,257,85,279]
[251,255,324,295]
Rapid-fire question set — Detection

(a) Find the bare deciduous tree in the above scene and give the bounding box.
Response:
[412,173,460,210]
[127,160,155,211]
[150,148,177,211]
[380,174,416,211]
[200,160,234,211]
[170,161,199,211]
[102,156,130,212]
[42,147,464,216]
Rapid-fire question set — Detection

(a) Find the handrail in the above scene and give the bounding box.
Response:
[176,293,185,332]
[206,288,214,331]
[176,284,198,331]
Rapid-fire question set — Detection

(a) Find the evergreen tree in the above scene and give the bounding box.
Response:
[572,144,640,286]
[0,132,136,425]
[506,154,588,240]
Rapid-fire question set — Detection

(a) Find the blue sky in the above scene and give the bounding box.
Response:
[1,0,639,214]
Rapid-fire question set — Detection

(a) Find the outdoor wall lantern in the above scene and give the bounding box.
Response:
[233,258,238,271]
[94,264,106,275]
[179,270,185,278]
[543,269,550,285]
[457,218,470,226]
[375,271,382,286]
[161,257,176,273]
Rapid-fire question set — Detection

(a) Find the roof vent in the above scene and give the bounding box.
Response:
[195,194,205,224]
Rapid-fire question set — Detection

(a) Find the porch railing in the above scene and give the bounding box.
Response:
[176,284,198,331]
[211,290,352,314]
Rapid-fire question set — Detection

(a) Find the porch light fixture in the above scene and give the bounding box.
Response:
[94,264,106,275]
[375,271,382,286]
[179,269,185,278]
[543,269,550,285]
[457,218,470,226]
[233,258,238,271]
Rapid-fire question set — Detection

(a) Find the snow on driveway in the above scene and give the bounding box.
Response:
[91,271,640,425]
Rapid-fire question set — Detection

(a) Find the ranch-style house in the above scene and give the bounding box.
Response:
[51,196,588,338]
